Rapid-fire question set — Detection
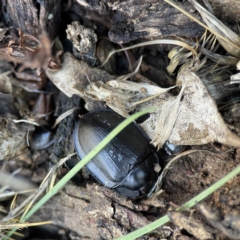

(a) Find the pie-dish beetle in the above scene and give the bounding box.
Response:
[73,109,161,198]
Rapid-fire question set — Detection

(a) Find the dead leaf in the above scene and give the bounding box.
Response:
[45,53,113,98]
[140,67,240,148]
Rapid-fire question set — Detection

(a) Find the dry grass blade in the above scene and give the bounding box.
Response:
[0,206,7,214]
[148,149,199,197]
[0,190,36,202]
[179,34,239,66]
[107,81,175,96]
[12,119,39,126]
[149,149,227,197]
[52,106,79,129]
[2,153,76,222]
[0,221,53,230]
[101,39,198,67]
[117,55,143,81]
[199,47,239,66]
[164,0,240,58]
[150,84,184,149]
[189,0,240,58]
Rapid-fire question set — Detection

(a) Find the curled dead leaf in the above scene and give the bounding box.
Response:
[140,67,240,148]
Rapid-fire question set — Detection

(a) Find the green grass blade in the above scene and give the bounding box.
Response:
[116,164,240,240]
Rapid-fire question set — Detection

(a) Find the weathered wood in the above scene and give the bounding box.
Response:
[0,0,62,39]
[109,0,204,43]
[72,0,204,43]
[30,183,170,239]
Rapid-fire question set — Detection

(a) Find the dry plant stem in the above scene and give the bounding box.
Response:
[10,195,17,212]
[148,149,204,196]
[117,42,136,72]
[2,186,44,222]
[52,106,79,128]
[199,46,239,66]
[117,55,143,81]
[150,148,232,196]
[2,153,76,222]
[182,36,239,66]
[0,221,53,230]
[0,190,36,201]
[21,153,76,219]
[12,119,39,126]
[101,39,198,67]
[188,0,240,58]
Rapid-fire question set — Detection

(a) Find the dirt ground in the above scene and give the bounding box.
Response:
[1,0,240,239]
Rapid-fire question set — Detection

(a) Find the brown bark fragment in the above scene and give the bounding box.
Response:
[29,183,142,239]
[109,0,204,43]
[29,183,171,239]
[0,0,62,39]
[72,0,204,43]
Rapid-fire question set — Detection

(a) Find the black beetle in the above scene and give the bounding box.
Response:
[73,109,160,198]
